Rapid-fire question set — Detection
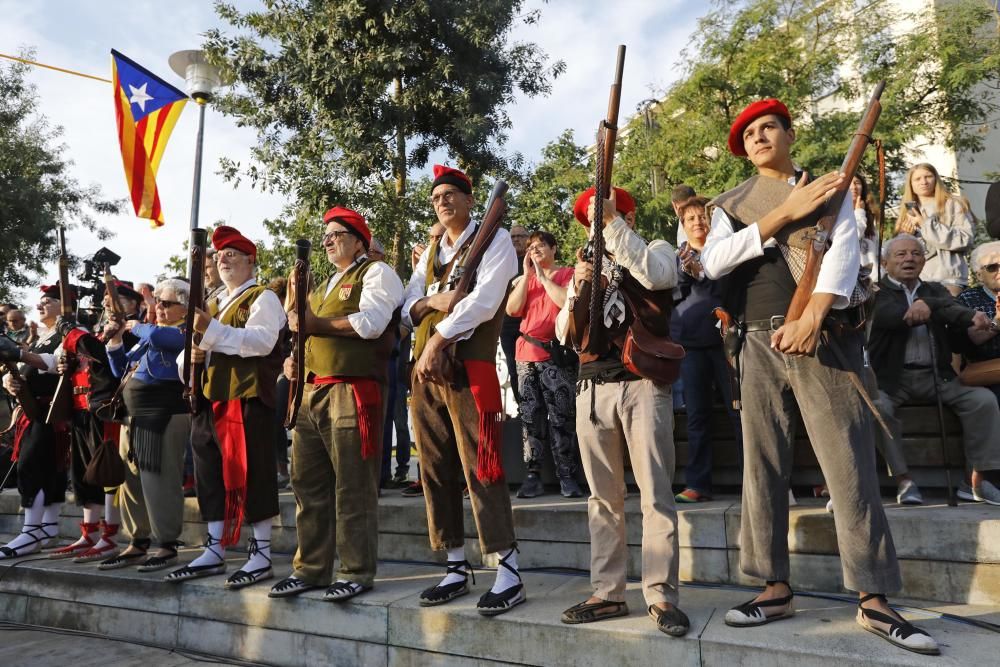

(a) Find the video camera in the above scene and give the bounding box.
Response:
[75,247,121,328]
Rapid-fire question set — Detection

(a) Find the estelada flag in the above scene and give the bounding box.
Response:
[111,49,187,227]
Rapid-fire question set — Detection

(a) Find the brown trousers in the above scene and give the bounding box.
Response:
[411,376,516,555]
[290,383,382,587]
[191,397,279,524]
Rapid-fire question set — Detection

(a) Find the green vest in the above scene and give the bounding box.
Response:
[305,259,385,379]
[413,233,508,362]
[202,285,283,406]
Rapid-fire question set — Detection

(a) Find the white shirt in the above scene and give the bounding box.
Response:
[700,175,860,309]
[402,222,518,341]
[856,208,879,282]
[321,257,404,339]
[555,216,677,343]
[199,278,286,357]
[885,275,932,367]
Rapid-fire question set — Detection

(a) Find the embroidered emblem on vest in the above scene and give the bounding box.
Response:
[339,283,354,301]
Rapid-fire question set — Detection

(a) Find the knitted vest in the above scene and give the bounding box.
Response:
[203,285,283,406]
[413,232,507,362]
[305,259,386,380]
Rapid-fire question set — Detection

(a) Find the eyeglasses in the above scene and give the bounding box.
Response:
[982,263,1000,274]
[155,299,182,308]
[430,190,463,206]
[322,230,355,244]
[511,234,529,240]
[216,250,247,260]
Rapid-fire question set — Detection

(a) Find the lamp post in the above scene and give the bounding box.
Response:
[169,50,223,233]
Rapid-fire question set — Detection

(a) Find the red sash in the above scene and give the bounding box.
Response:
[311,376,381,460]
[463,359,504,484]
[212,399,248,546]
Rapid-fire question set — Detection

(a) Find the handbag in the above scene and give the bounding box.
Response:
[618,287,685,385]
[959,358,1000,387]
[520,333,578,369]
[83,438,125,487]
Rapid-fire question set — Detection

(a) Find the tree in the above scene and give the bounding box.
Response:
[204,0,564,271]
[0,52,120,302]
[607,0,1000,242]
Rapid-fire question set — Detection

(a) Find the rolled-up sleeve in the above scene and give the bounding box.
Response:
[814,194,860,308]
[701,207,765,280]
[402,247,431,330]
[347,262,405,339]
[603,218,677,289]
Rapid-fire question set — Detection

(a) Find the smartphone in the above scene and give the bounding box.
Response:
[904,201,919,213]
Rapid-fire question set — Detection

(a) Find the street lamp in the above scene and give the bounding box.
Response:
[169,49,224,233]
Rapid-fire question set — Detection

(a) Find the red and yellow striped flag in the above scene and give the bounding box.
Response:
[111,49,187,227]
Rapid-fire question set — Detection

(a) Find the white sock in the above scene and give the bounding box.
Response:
[490,547,520,594]
[92,493,120,550]
[41,502,61,544]
[243,520,272,572]
[189,520,225,567]
[66,505,102,548]
[437,547,469,587]
[3,491,45,552]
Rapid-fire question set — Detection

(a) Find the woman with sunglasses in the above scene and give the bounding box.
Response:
[958,241,1000,403]
[99,278,191,573]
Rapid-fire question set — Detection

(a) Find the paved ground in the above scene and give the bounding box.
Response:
[0,628,246,666]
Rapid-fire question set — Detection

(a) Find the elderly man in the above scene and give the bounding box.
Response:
[269,207,403,601]
[701,98,936,655]
[403,165,523,615]
[871,234,1000,506]
[957,241,1000,403]
[167,226,286,589]
[5,309,30,344]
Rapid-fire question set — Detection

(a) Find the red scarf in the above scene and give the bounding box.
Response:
[311,376,381,460]
[212,399,248,546]
[463,359,504,484]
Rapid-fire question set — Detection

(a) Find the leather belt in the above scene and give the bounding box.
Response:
[903,363,932,370]
[744,316,785,332]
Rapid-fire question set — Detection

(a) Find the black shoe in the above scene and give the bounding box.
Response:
[649,604,690,637]
[477,547,525,616]
[392,468,409,484]
[516,472,543,498]
[420,560,475,606]
[559,477,583,498]
[401,481,423,497]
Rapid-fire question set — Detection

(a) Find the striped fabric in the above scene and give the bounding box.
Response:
[111,49,187,227]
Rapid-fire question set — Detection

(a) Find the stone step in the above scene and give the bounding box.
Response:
[0,552,995,666]
[2,488,998,606]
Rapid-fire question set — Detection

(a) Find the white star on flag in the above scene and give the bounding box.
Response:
[128,83,153,112]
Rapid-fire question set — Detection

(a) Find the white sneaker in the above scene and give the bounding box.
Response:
[974,480,1000,506]
[825,499,834,513]
[896,479,923,505]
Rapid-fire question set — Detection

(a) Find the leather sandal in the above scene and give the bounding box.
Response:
[725,583,795,627]
[648,604,690,637]
[224,537,273,590]
[269,576,323,599]
[561,599,629,624]
[0,524,52,560]
[73,521,120,563]
[476,547,526,616]
[137,545,179,573]
[419,560,475,607]
[49,521,99,560]
[323,580,372,602]
[98,539,151,570]
[857,593,939,655]
[164,534,226,583]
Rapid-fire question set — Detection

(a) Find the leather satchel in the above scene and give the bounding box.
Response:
[621,315,685,385]
[83,438,125,487]
[959,358,1000,387]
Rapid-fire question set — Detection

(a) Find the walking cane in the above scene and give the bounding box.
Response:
[926,329,957,507]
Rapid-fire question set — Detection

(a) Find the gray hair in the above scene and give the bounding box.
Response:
[154,278,190,307]
[370,237,385,255]
[971,241,1000,272]
[881,233,925,260]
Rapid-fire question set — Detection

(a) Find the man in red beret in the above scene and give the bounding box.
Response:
[402,164,524,615]
[555,186,690,636]
[268,206,404,601]
[700,99,937,654]
[166,225,287,591]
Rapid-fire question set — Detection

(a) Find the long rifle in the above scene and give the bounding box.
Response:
[448,181,510,308]
[284,239,311,429]
[569,45,626,355]
[103,264,126,338]
[46,226,75,426]
[183,228,208,414]
[2,362,42,423]
[785,81,885,322]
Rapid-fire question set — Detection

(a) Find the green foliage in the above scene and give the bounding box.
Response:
[204,0,563,271]
[0,52,121,301]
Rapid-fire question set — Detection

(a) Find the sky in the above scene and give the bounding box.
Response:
[1,0,704,305]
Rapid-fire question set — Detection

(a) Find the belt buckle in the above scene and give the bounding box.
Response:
[769,315,785,331]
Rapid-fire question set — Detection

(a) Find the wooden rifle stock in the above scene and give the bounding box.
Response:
[569,45,626,355]
[183,228,208,415]
[46,225,75,426]
[284,239,312,429]
[447,180,510,310]
[785,81,885,322]
[2,362,43,423]
[103,264,126,336]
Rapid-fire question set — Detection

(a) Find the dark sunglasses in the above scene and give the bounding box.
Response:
[155,299,182,308]
[982,263,1000,274]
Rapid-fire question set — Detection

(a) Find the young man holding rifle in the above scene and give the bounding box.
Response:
[269,206,403,601]
[403,164,525,616]
[700,98,938,655]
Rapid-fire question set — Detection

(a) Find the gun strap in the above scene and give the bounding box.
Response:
[820,331,892,439]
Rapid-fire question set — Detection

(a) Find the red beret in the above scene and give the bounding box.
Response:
[728,98,791,157]
[211,225,257,261]
[432,164,473,194]
[40,284,66,300]
[323,206,372,249]
[573,187,637,227]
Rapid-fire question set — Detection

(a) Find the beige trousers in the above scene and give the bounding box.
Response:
[576,377,679,607]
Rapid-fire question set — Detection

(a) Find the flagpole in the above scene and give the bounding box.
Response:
[189,101,207,232]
